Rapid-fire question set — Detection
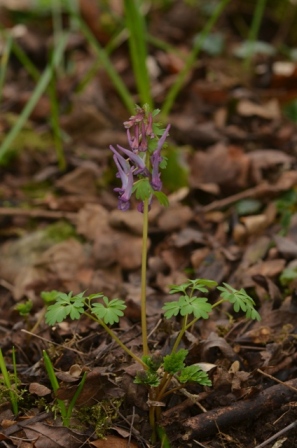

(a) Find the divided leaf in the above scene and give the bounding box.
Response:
[91,297,126,325]
[177,365,212,386]
[45,292,85,326]
[217,283,261,321]
[132,178,153,201]
[163,349,188,374]
[163,296,212,320]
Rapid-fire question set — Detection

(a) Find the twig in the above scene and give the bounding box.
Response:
[253,421,297,448]
[180,378,297,441]
[257,368,297,394]
[0,207,77,222]
[199,183,270,213]
[21,329,85,355]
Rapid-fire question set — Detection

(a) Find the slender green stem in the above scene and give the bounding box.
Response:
[140,198,149,356]
[161,0,230,118]
[84,311,147,368]
[211,298,225,309]
[170,315,188,354]
[156,373,172,402]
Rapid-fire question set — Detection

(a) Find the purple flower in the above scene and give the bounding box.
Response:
[150,124,170,191]
[110,146,134,210]
[127,125,140,152]
[145,113,154,138]
[116,145,149,176]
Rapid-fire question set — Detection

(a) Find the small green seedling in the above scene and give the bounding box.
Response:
[0,347,19,415]
[43,350,87,427]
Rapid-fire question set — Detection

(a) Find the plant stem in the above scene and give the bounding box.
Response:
[84,312,147,369]
[171,315,188,354]
[140,198,150,356]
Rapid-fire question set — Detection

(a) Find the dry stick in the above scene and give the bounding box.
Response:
[180,378,297,441]
[257,368,297,394]
[0,207,77,222]
[21,329,85,355]
[200,183,270,213]
[253,421,297,448]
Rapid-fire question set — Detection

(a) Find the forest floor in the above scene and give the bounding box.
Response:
[0,1,297,447]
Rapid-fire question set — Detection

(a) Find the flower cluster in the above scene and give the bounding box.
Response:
[110,106,170,211]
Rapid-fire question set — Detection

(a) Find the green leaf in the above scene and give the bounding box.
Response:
[91,297,126,325]
[163,295,212,320]
[15,300,33,316]
[169,279,217,295]
[132,178,153,201]
[182,297,212,319]
[153,190,169,207]
[41,290,61,304]
[142,354,163,372]
[163,349,188,374]
[45,304,68,325]
[134,370,160,387]
[280,267,297,286]
[177,365,212,386]
[217,283,261,321]
[162,300,181,319]
[45,291,85,326]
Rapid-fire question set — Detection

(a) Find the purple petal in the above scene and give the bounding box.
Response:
[117,145,149,176]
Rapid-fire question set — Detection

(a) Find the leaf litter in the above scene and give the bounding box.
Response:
[0,1,297,447]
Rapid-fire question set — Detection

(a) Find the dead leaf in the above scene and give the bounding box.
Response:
[190,143,250,192]
[90,435,139,448]
[23,423,85,448]
[237,99,280,119]
[29,383,51,397]
[157,204,193,231]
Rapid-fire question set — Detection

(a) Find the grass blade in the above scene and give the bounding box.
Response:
[43,350,67,421]
[0,32,69,163]
[77,16,135,114]
[0,348,18,415]
[244,0,268,69]
[124,0,152,107]
[0,33,12,103]
[161,0,231,118]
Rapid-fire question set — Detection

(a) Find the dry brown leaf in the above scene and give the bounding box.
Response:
[90,435,139,448]
[190,143,250,192]
[157,204,193,231]
[29,383,51,397]
[23,423,85,447]
[237,99,280,119]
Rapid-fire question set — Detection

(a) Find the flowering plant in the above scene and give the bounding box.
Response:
[45,105,260,444]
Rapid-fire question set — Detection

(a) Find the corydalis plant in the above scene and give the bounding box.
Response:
[110,105,170,212]
[110,105,170,356]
